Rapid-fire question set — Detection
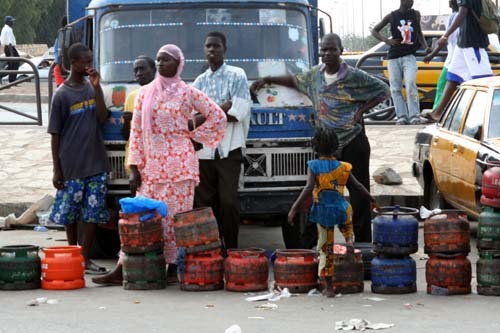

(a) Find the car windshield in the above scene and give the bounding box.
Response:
[489,89,500,138]
[99,7,310,82]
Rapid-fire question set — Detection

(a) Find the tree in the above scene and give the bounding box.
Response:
[0,0,65,46]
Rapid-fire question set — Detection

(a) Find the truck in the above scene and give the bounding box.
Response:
[58,0,329,253]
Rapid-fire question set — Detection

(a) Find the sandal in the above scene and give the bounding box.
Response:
[85,262,109,275]
[92,275,122,286]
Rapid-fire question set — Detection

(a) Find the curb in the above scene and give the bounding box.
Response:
[0,94,49,103]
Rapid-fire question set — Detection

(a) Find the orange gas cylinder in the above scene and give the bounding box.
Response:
[426,255,471,295]
[274,249,318,293]
[41,246,85,290]
[424,210,470,255]
[118,210,164,254]
[179,249,224,291]
[333,245,364,294]
[225,248,268,292]
[481,165,500,208]
[174,207,221,254]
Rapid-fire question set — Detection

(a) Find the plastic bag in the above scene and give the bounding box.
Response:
[119,196,168,219]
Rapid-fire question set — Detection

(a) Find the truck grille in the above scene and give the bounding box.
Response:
[242,147,314,182]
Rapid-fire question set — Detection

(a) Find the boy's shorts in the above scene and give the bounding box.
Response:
[49,172,109,226]
[447,47,492,84]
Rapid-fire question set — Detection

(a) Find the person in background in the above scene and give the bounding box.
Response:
[93,44,226,285]
[423,0,459,110]
[371,0,431,125]
[48,43,110,274]
[121,55,156,189]
[53,16,68,87]
[251,33,389,244]
[0,16,19,83]
[423,0,492,122]
[192,31,251,251]
[288,128,378,297]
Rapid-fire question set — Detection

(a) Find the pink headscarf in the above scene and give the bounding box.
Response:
[141,44,186,132]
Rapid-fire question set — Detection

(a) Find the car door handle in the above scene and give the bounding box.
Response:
[453,143,464,153]
[432,137,439,145]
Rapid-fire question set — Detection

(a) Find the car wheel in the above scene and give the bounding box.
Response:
[366,97,396,121]
[426,178,447,210]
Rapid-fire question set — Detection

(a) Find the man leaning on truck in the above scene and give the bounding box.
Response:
[192,31,252,251]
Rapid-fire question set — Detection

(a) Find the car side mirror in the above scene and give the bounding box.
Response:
[57,27,72,73]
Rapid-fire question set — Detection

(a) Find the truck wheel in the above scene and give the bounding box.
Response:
[77,221,120,259]
[366,98,395,121]
[281,212,316,249]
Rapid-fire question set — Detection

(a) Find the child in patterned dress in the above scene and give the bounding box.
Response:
[288,128,378,297]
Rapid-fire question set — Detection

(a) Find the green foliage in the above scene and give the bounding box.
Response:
[1,0,66,46]
[342,21,392,52]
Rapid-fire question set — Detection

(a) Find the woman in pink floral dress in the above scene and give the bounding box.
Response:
[92,44,226,285]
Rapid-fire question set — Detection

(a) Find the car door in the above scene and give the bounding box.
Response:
[450,89,488,212]
[430,88,475,203]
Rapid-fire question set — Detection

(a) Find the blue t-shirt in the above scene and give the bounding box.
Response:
[48,82,110,180]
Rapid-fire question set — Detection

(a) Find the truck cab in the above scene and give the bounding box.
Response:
[59,0,325,248]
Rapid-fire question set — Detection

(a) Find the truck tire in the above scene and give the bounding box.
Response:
[77,221,120,259]
[281,212,316,249]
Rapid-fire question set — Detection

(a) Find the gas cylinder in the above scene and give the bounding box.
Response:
[356,242,375,280]
[41,246,85,290]
[0,245,41,290]
[274,249,318,293]
[332,245,364,294]
[424,210,470,255]
[179,249,224,291]
[426,254,471,295]
[481,165,500,208]
[371,256,417,294]
[174,207,221,254]
[373,206,419,256]
[118,210,164,254]
[478,206,500,250]
[225,248,268,292]
[477,250,500,296]
[122,251,166,290]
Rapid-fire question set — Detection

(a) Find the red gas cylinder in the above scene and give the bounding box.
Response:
[424,210,470,255]
[481,165,500,208]
[119,211,163,254]
[41,246,85,290]
[174,207,221,254]
[333,245,364,294]
[274,249,318,293]
[426,255,471,295]
[179,249,224,291]
[225,248,268,292]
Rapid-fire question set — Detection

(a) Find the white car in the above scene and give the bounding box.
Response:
[17,47,54,80]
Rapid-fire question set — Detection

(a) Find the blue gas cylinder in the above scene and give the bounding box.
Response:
[373,206,419,256]
[371,256,417,294]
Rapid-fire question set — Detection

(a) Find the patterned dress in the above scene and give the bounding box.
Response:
[128,84,226,263]
[308,158,354,277]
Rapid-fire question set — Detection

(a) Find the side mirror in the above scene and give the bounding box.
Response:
[319,18,326,39]
[57,27,72,74]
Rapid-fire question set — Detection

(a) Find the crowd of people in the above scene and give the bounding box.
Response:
[45,0,494,297]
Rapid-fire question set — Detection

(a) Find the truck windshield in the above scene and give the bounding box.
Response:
[99,7,310,82]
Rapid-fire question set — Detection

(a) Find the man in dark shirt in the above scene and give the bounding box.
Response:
[424,0,492,121]
[372,0,430,125]
[48,43,110,274]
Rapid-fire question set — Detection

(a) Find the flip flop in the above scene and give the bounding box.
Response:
[85,262,109,275]
[91,275,122,286]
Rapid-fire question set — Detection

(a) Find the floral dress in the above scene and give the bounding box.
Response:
[128,84,226,263]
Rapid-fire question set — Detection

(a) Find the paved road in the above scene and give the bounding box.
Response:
[0,224,497,333]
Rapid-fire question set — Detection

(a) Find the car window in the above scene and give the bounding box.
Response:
[488,89,500,138]
[444,89,474,132]
[463,91,488,140]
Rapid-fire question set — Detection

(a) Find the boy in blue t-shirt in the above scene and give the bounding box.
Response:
[47,43,110,274]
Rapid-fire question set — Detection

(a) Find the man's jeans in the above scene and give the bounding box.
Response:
[387,54,420,121]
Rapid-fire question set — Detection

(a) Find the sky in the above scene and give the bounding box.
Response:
[319,0,454,37]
